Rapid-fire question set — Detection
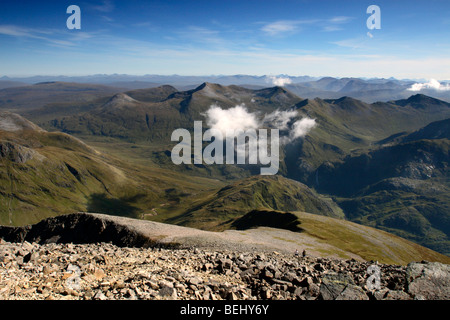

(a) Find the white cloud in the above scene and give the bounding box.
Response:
[266,76,292,87]
[263,109,297,130]
[203,104,260,135]
[203,104,316,144]
[263,109,316,143]
[290,118,317,140]
[407,79,450,91]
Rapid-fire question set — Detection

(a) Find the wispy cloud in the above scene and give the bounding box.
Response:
[174,26,228,47]
[332,36,369,49]
[261,20,305,36]
[92,0,115,13]
[329,16,353,24]
[0,24,97,48]
[0,25,73,47]
[261,16,353,36]
[0,25,51,37]
[322,16,353,32]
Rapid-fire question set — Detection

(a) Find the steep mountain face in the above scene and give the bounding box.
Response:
[313,129,450,255]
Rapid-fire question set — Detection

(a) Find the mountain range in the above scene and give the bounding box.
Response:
[0,78,449,258]
[2,74,450,103]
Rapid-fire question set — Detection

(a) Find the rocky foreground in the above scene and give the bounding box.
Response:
[1,239,449,300]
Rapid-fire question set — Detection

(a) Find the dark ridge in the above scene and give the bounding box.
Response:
[293,99,310,109]
[394,94,449,108]
[403,118,450,142]
[34,81,57,85]
[0,212,179,249]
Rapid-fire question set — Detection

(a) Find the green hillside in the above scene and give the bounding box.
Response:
[0,112,222,226]
[160,175,344,230]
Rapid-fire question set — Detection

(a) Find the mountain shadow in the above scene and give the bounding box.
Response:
[231,209,304,232]
[87,193,140,218]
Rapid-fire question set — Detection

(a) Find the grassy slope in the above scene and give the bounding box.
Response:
[0,124,224,226]
[292,210,450,264]
[228,208,450,264]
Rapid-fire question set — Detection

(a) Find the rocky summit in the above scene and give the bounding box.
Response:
[1,239,449,300]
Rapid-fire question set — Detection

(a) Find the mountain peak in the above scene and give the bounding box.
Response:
[408,93,434,102]
[325,96,366,107]
[0,111,45,133]
[191,82,227,99]
[103,93,139,108]
[395,94,449,109]
[195,82,223,91]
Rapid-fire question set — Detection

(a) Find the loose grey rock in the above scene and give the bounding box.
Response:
[406,261,450,300]
[0,239,448,300]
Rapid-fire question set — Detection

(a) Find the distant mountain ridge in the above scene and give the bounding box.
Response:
[2,74,449,103]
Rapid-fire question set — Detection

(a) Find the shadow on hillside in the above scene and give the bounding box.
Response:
[231,209,304,232]
[87,193,139,218]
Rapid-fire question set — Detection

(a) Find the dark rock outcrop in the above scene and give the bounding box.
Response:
[0,212,159,248]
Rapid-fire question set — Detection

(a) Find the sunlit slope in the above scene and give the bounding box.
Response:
[229,208,450,265]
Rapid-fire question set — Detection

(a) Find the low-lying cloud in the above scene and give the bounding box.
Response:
[290,118,317,140]
[203,104,260,134]
[408,79,450,91]
[203,104,316,144]
[267,76,292,87]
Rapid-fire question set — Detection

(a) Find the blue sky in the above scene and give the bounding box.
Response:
[0,0,449,79]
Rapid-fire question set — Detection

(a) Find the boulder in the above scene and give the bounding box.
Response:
[406,261,450,300]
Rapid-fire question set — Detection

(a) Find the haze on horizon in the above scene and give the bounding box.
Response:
[0,0,449,80]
